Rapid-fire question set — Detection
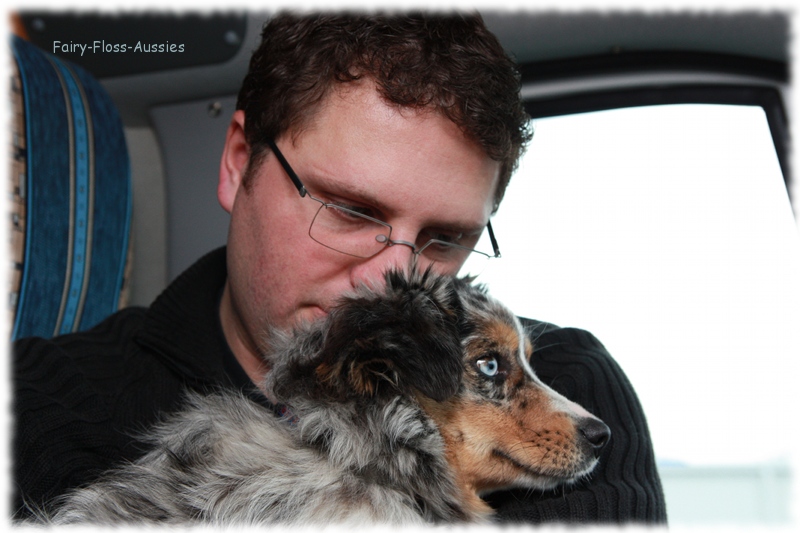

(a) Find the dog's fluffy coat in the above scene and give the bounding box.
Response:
[46,270,609,525]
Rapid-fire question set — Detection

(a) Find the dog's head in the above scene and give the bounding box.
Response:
[420,277,611,495]
[269,267,466,404]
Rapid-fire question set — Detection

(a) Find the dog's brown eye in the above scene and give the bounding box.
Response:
[476,357,499,377]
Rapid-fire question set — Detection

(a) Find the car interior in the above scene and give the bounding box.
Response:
[9,8,797,526]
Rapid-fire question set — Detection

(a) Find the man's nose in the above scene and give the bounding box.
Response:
[349,239,425,289]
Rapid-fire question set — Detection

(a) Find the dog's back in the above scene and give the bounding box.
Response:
[50,392,458,525]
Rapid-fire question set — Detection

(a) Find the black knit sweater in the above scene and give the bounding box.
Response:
[12,247,667,523]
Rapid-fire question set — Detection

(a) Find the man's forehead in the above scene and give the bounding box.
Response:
[275,78,498,216]
[282,79,474,150]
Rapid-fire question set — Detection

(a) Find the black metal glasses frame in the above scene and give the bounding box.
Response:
[266,138,501,259]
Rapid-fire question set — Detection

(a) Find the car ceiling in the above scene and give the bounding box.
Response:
[18,10,790,128]
[484,11,788,65]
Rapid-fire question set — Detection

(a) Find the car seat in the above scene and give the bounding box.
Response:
[10,35,132,341]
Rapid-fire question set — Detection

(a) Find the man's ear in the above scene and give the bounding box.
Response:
[218,110,250,214]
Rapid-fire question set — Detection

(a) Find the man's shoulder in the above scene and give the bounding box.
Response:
[14,245,231,407]
[12,303,193,439]
[517,317,637,417]
[519,317,614,364]
[11,248,229,517]
[14,306,150,379]
[15,304,147,347]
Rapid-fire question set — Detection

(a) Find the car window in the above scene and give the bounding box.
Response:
[471,103,800,525]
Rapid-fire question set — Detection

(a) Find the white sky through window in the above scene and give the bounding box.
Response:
[472,104,800,467]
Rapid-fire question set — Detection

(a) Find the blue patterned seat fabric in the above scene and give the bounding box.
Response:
[11,35,132,341]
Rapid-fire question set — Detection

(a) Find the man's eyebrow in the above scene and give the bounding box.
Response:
[305,173,393,212]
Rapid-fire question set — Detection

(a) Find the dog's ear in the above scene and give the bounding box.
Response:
[314,269,464,402]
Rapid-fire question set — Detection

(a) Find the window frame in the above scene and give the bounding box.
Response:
[518,51,791,201]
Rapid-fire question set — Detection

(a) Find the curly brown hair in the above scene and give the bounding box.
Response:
[236,12,531,212]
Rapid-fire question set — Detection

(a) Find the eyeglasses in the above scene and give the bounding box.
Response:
[266,138,501,275]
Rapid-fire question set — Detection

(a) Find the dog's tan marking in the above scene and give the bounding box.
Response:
[419,314,594,497]
[480,318,521,352]
[316,358,401,397]
[422,382,584,493]
[315,360,340,387]
[349,358,399,396]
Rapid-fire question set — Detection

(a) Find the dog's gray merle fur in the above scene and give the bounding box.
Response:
[41,268,609,526]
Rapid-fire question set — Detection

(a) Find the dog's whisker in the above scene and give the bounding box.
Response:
[528,340,567,354]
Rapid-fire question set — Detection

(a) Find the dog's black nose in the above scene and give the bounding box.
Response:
[579,418,611,456]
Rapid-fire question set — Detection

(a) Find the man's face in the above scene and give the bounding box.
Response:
[218,81,500,372]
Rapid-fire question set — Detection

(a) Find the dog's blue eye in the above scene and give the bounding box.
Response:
[476,357,499,377]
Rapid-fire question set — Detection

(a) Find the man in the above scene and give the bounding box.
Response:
[13,13,667,523]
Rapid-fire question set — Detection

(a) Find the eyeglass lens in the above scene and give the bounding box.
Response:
[308,202,491,274]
